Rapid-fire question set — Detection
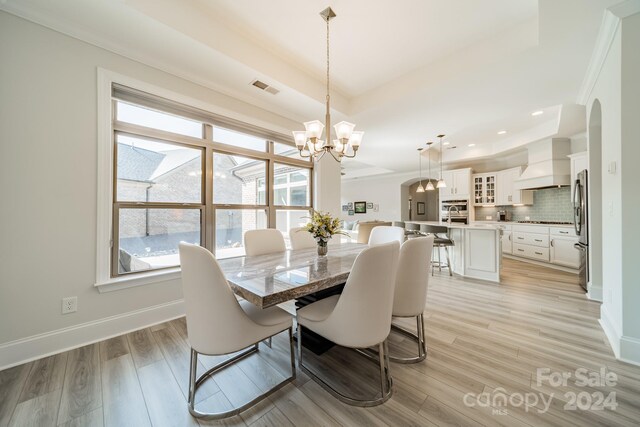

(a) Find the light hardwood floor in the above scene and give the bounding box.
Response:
[2,258,640,427]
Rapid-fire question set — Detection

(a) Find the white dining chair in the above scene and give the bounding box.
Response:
[289,227,316,250]
[368,225,405,246]
[296,241,400,406]
[390,235,434,363]
[179,243,295,419]
[244,229,286,256]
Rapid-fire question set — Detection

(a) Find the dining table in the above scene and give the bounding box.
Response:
[217,241,367,309]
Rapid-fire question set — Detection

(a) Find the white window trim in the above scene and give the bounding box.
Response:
[95,68,295,293]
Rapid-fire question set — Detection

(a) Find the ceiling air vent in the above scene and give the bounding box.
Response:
[251,79,279,95]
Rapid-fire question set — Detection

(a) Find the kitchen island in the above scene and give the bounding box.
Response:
[405,221,502,283]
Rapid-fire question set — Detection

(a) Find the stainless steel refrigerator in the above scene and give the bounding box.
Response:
[573,170,589,291]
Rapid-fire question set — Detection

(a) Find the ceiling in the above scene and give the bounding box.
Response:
[1,0,619,176]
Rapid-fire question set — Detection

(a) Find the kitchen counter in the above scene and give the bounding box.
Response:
[405,220,501,283]
[474,221,574,228]
[405,220,501,230]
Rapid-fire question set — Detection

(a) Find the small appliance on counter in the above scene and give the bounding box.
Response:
[497,210,510,222]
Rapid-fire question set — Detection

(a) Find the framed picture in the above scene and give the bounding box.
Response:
[347,202,353,209]
[417,202,426,215]
[366,202,373,209]
[354,201,367,214]
[342,204,349,211]
[348,210,355,216]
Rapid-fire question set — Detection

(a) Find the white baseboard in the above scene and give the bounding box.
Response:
[599,306,621,358]
[620,335,640,367]
[587,283,603,302]
[0,299,185,370]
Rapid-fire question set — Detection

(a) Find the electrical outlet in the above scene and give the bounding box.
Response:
[62,296,77,314]
[525,216,530,221]
[486,215,492,220]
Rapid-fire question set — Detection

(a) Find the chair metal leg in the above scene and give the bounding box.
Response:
[445,246,452,276]
[187,327,296,420]
[188,348,197,405]
[431,247,435,276]
[438,246,442,272]
[370,314,427,364]
[299,334,393,407]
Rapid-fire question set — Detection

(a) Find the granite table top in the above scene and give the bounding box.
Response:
[217,242,367,308]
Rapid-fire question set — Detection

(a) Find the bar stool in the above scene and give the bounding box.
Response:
[419,224,453,276]
[404,222,420,238]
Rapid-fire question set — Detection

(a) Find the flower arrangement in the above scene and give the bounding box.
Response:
[304,210,347,252]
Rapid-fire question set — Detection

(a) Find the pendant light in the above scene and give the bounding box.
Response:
[436,134,447,189]
[416,148,425,192]
[426,142,435,191]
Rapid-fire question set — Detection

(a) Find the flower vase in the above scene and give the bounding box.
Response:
[317,241,328,256]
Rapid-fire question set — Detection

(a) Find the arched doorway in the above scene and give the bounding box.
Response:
[400,177,439,221]
[588,99,602,300]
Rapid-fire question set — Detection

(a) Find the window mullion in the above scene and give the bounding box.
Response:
[204,125,214,252]
[268,159,275,228]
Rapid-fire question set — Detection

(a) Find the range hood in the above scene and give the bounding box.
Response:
[514,138,571,190]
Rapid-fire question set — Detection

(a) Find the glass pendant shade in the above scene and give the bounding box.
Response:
[426,180,435,191]
[304,120,324,139]
[333,139,344,152]
[348,131,364,148]
[334,121,356,140]
[437,179,447,188]
[416,183,425,192]
[292,131,307,149]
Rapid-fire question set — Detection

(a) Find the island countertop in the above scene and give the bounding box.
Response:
[404,220,501,230]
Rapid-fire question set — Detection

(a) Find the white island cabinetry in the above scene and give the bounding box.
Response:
[406,221,501,283]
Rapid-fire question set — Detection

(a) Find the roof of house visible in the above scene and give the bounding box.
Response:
[118,143,165,182]
[118,143,200,182]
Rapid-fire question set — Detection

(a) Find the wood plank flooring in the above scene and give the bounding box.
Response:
[2,258,640,426]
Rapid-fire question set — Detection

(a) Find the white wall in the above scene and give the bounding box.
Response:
[0,12,323,366]
[620,11,640,356]
[314,155,341,217]
[587,6,640,364]
[340,171,421,222]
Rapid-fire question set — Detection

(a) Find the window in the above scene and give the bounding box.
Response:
[108,83,313,278]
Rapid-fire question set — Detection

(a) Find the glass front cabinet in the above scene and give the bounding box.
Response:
[472,173,497,205]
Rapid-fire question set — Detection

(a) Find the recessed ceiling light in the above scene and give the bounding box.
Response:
[532,110,544,116]
[468,144,476,147]
[497,130,507,135]
[443,141,450,145]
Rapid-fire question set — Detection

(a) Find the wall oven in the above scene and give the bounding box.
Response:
[441,199,469,224]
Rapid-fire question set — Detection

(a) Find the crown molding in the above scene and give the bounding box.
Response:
[577,0,640,105]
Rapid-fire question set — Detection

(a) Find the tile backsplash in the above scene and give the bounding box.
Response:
[475,187,573,222]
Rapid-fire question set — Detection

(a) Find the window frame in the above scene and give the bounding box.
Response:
[104,76,313,283]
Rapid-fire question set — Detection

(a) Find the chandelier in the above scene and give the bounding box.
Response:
[292,7,363,162]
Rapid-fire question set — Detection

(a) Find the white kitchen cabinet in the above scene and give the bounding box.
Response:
[472,173,497,205]
[501,231,512,254]
[440,168,472,200]
[550,227,580,268]
[496,167,533,206]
